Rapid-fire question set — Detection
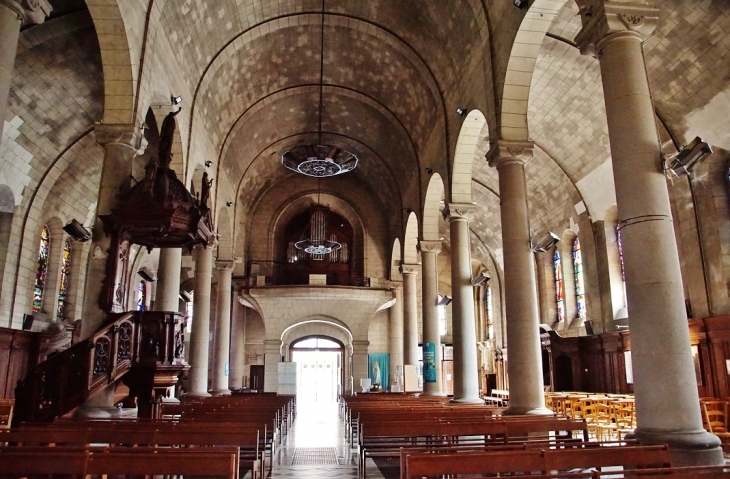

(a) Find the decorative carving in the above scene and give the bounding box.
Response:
[158,108,181,169]
[442,203,476,222]
[117,322,133,362]
[0,0,52,25]
[92,337,111,378]
[574,1,659,57]
[418,240,442,255]
[399,263,420,276]
[486,140,535,169]
[215,260,235,271]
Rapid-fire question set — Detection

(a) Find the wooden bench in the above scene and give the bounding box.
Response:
[0,446,240,478]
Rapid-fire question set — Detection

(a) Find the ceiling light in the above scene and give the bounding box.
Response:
[226,201,233,207]
[513,0,528,9]
[531,231,560,253]
[456,107,468,117]
[282,145,358,177]
[663,137,712,177]
[471,271,491,287]
[63,219,92,242]
[205,160,212,168]
[437,295,452,306]
[295,207,342,255]
[171,95,183,105]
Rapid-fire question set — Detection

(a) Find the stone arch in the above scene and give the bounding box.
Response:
[403,212,419,265]
[390,238,402,281]
[279,316,354,347]
[86,1,137,125]
[451,110,488,203]
[217,206,233,261]
[500,0,570,141]
[423,173,445,241]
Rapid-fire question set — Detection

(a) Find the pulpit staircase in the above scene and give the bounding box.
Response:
[12,311,188,425]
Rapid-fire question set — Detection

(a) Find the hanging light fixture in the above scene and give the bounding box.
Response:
[281,0,358,178]
[294,206,342,255]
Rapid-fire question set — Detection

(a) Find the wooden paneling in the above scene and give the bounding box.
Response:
[0,328,39,399]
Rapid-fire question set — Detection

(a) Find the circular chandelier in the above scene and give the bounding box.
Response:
[282,145,358,177]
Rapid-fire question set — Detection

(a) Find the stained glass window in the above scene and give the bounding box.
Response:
[554,250,564,322]
[32,226,50,312]
[486,286,493,340]
[137,282,145,311]
[617,227,626,282]
[573,237,586,322]
[56,238,71,318]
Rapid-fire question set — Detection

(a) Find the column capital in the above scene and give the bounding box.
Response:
[0,0,52,26]
[574,1,659,56]
[352,339,370,348]
[486,140,534,169]
[442,203,475,222]
[418,240,442,255]
[399,263,420,276]
[94,123,148,155]
[215,260,235,271]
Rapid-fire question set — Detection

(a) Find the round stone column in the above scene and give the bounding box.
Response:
[154,248,182,312]
[419,240,445,396]
[0,0,51,149]
[443,204,481,403]
[487,142,551,415]
[388,284,404,389]
[576,3,721,465]
[211,260,234,396]
[229,296,246,389]
[400,264,420,367]
[186,244,214,397]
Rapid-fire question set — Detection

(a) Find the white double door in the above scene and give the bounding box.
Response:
[292,350,340,404]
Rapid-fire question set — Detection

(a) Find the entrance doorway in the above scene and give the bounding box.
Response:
[290,336,343,404]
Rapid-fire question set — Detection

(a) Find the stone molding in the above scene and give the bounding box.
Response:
[574,1,659,56]
[0,0,52,26]
[399,263,420,276]
[418,240,442,255]
[215,260,235,271]
[442,203,475,222]
[486,140,535,169]
[95,123,148,155]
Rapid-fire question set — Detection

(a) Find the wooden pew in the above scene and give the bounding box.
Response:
[0,446,240,478]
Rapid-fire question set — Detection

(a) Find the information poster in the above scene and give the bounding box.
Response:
[423,342,436,383]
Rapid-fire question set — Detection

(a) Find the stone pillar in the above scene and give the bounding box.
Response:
[487,142,551,415]
[82,125,146,338]
[154,248,182,312]
[400,264,420,366]
[211,260,234,395]
[418,240,445,396]
[186,245,214,397]
[388,283,404,388]
[442,204,481,403]
[229,296,246,389]
[263,339,281,392]
[0,0,51,149]
[575,1,721,465]
[352,339,370,391]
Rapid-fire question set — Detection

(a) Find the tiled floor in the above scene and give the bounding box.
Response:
[269,401,384,479]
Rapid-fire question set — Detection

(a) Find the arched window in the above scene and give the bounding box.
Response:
[185,291,194,333]
[573,237,586,322]
[56,238,71,318]
[486,286,493,340]
[136,281,146,311]
[554,250,564,322]
[32,226,50,312]
[617,227,626,282]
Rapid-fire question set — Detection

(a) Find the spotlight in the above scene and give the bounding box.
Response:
[663,137,713,177]
[226,201,233,207]
[138,267,157,282]
[62,219,92,242]
[205,160,213,167]
[530,231,560,253]
[171,95,183,105]
[513,0,528,8]
[456,107,468,117]
[179,290,193,302]
[437,295,452,306]
[471,271,491,287]
[425,167,433,174]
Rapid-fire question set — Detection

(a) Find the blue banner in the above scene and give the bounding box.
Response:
[423,343,436,383]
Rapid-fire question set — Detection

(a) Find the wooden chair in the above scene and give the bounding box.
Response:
[701,400,730,453]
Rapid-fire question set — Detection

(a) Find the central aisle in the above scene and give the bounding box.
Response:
[270,400,385,479]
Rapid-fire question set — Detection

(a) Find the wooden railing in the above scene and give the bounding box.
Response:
[13,311,187,424]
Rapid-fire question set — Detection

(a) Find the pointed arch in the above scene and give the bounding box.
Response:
[423,173,445,241]
[452,110,487,203]
[390,237,402,281]
[403,212,419,265]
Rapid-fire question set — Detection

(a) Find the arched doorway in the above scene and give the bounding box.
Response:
[290,335,344,404]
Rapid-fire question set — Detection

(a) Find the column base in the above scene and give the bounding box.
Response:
[501,406,553,416]
[450,396,484,404]
[421,391,447,397]
[629,428,723,466]
[209,388,231,396]
[184,391,212,398]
